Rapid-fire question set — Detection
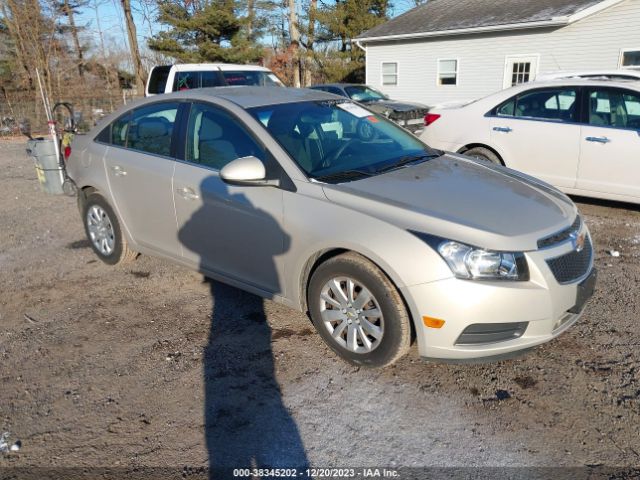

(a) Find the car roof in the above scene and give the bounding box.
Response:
[523,78,640,90]
[311,83,364,88]
[159,63,272,72]
[159,86,341,109]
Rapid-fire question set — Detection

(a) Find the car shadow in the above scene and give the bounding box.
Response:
[177,179,309,478]
[570,195,640,213]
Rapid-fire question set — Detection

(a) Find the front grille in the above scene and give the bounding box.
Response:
[546,234,593,284]
[538,216,581,249]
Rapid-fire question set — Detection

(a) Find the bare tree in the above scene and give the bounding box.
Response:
[119,0,145,93]
[288,0,300,87]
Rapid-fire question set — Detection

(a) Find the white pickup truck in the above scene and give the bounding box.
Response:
[145,63,284,96]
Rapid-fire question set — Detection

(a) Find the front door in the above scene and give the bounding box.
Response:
[104,101,180,257]
[173,102,287,295]
[490,87,581,188]
[503,55,539,89]
[577,87,640,200]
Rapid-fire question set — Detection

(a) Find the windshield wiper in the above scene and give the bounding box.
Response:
[314,169,375,183]
[374,153,441,174]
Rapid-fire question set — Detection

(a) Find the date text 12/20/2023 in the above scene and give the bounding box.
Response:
[232,468,400,478]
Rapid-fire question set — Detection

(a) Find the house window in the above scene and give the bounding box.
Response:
[620,49,640,69]
[511,62,532,86]
[382,63,398,85]
[438,59,458,85]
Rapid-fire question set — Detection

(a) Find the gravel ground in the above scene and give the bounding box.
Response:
[0,139,639,475]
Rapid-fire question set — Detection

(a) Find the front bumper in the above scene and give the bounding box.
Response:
[400,242,596,361]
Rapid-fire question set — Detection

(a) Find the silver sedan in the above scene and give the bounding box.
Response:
[67,87,596,367]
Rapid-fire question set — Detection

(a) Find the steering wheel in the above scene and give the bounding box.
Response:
[323,138,363,167]
[356,118,378,141]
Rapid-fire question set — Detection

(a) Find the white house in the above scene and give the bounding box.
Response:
[356,0,640,105]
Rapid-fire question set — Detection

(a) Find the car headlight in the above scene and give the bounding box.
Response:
[437,240,528,281]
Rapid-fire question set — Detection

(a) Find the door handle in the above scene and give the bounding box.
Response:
[111,165,127,176]
[493,126,512,133]
[585,136,610,144]
[176,187,200,200]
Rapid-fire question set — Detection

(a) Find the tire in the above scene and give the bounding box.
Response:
[82,193,137,265]
[308,252,411,368]
[463,146,502,165]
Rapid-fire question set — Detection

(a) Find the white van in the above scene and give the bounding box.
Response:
[145,63,284,96]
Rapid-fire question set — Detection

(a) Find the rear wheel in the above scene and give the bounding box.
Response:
[308,252,411,368]
[463,146,502,165]
[82,193,137,265]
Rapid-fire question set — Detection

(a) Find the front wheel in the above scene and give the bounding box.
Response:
[82,193,137,265]
[463,146,502,165]
[308,252,411,368]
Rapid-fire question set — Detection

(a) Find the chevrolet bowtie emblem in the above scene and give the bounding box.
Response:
[570,230,586,253]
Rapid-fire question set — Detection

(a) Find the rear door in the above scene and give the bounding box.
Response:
[104,101,181,256]
[489,87,581,188]
[577,87,640,200]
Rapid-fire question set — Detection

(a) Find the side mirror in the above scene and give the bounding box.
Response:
[220,156,269,186]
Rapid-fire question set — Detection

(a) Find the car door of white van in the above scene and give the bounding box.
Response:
[577,87,640,201]
[173,102,286,295]
[490,87,581,189]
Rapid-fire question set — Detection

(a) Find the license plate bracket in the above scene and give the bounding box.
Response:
[568,268,597,314]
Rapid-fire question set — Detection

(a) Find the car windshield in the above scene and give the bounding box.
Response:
[344,86,388,103]
[249,100,440,182]
[222,71,284,87]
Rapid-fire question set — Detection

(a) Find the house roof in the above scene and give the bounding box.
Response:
[357,0,620,42]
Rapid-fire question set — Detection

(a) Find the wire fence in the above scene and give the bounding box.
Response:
[0,89,141,137]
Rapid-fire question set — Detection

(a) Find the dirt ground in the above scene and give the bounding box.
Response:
[1,138,639,477]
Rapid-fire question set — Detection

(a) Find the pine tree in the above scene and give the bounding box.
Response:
[148,0,263,63]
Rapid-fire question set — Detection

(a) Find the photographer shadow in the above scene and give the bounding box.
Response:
[177,179,309,477]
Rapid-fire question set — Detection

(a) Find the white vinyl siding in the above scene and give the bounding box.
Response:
[365,0,640,104]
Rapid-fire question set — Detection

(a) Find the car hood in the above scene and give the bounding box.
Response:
[363,99,428,113]
[321,154,577,251]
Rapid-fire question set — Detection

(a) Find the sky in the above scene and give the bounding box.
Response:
[75,0,419,65]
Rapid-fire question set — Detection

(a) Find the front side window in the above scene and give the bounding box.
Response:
[249,100,439,181]
[588,89,640,129]
[382,63,398,85]
[438,59,458,86]
[186,103,265,170]
[127,102,178,156]
[620,50,640,69]
[496,89,577,122]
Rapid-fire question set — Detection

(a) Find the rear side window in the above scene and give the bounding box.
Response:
[495,89,577,122]
[147,66,171,94]
[127,103,179,156]
[588,89,640,129]
[111,113,130,147]
[222,71,282,86]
